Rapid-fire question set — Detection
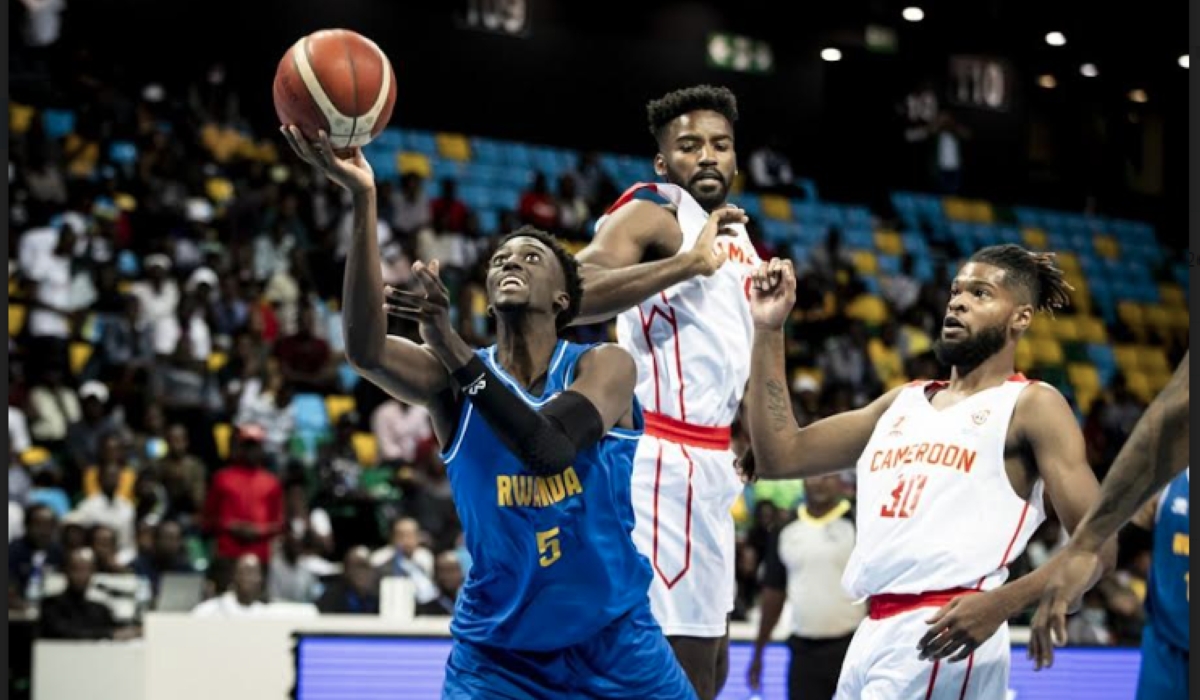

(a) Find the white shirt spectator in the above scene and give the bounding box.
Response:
[130,279,181,331]
[22,237,73,339]
[20,0,65,48]
[371,401,433,464]
[192,591,267,617]
[28,384,81,442]
[10,502,24,543]
[72,494,137,563]
[154,313,212,359]
[9,407,32,455]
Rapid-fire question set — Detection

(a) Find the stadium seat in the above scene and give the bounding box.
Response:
[1086,344,1117,386]
[352,432,379,467]
[214,424,232,460]
[206,352,228,373]
[1159,284,1185,308]
[1056,252,1080,273]
[69,342,93,376]
[1147,370,1174,396]
[1117,302,1145,334]
[1068,363,1102,395]
[942,197,973,222]
[875,230,903,256]
[42,109,75,139]
[1049,317,1079,342]
[851,250,878,277]
[1031,338,1064,367]
[1144,306,1171,337]
[760,195,792,221]
[844,227,875,250]
[10,103,35,134]
[1113,345,1140,374]
[1022,228,1047,250]
[397,152,432,179]
[9,304,25,337]
[1076,316,1108,344]
[1124,371,1153,403]
[1026,318,1052,339]
[436,133,472,161]
[402,130,438,156]
[292,394,330,435]
[1015,337,1034,371]
[1167,307,1189,333]
[325,395,356,425]
[1137,347,1171,375]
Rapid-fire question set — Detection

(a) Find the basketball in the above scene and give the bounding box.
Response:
[272,29,397,152]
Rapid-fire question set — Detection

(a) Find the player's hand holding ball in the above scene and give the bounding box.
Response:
[749,258,796,330]
[281,126,376,194]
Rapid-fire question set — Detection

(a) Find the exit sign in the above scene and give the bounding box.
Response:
[707,33,774,74]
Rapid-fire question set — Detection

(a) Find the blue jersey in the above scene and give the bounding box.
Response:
[441,340,653,652]
[1145,468,1189,650]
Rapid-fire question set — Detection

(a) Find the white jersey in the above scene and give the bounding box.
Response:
[600,183,760,428]
[842,376,1048,600]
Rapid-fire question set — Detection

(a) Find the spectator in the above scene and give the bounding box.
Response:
[273,305,334,394]
[89,524,132,573]
[518,171,559,230]
[8,504,63,608]
[158,424,207,527]
[129,254,180,341]
[203,425,284,567]
[880,254,921,316]
[72,457,137,563]
[235,373,295,464]
[132,520,195,600]
[284,476,334,560]
[316,546,380,615]
[21,222,78,376]
[391,172,431,239]
[269,530,320,603]
[371,517,435,578]
[193,553,266,617]
[429,178,469,234]
[747,135,796,193]
[554,174,590,238]
[82,433,137,503]
[38,548,142,641]
[371,399,433,466]
[415,551,464,617]
[65,381,127,471]
[26,367,80,449]
[253,221,295,283]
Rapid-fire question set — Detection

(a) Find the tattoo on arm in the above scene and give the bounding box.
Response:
[766,379,790,433]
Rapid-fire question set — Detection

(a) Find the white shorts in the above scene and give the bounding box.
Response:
[836,607,1010,700]
[630,434,742,638]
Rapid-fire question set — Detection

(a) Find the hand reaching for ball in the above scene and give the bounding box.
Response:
[280,126,376,195]
[749,258,797,330]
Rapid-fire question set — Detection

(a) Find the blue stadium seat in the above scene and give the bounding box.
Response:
[501,142,533,169]
[862,276,881,296]
[995,225,1023,246]
[845,206,873,228]
[900,232,928,254]
[1086,345,1118,388]
[402,130,438,156]
[477,208,501,234]
[762,220,796,245]
[338,362,360,393]
[108,141,138,165]
[458,184,492,211]
[877,254,901,276]
[531,148,562,179]
[735,193,762,221]
[375,129,404,150]
[913,257,935,283]
[470,137,505,165]
[1013,207,1041,228]
[843,227,874,250]
[42,109,75,139]
[292,394,330,435]
[431,159,469,184]
[793,201,821,224]
[492,186,522,211]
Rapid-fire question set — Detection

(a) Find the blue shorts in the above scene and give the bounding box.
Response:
[1136,623,1189,700]
[442,603,697,700]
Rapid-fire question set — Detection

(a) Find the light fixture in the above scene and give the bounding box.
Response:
[1045,31,1066,47]
[821,48,843,62]
[1179,55,1190,69]
[1128,89,1148,103]
[1037,74,1057,89]
[1080,63,1098,78]
[902,7,925,22]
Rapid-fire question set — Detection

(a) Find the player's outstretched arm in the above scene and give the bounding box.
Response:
[1028,351,1188,668]
[745,259,901,479]
[571,202,745,325]
[918,383,1117,666]
[281,127,450,411]
[386,264,635,476]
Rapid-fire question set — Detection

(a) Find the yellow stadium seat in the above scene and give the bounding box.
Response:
[1137,347,1170,375]
[846,295,889,326]
[1113,345,1140,373]
[1147,370,1173,395]
[1166,307,1189,332]
[1031,338,1064,367]
[397,152,432,179]
[942,197,972,222]
[117,281,134,294]
[435,133,471,161]
[1075,388,1099,414]
[352,432,379,466]
[851,251,878,277]
[1117,302,1145,332]
[970,200,995,223]
[1159,284,1185,308]
[9,103,35,134]
[1050,317,1079,342]
[69,342,93,376]
[9,304,26,337]
[325,395,356,425]
[875,230,903,256]
[1076,316,1108,344]
[760,195,792,221]
[1144,306,1171,336]
[1025,318,1052,339]
[1124,372,1153,403]
[1015,337,1034,371]
[1068,363,1101,395]
[561,240,587,256]
[214,423,232,460]
[207,352,228,373]
[1056,252,1080,274]
[1023,228,1048,250]
[1093,235,1120,260]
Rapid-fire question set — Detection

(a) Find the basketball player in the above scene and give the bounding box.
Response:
[744,246,1117,699]
[572,85,757,700]
[281,127,697,699]
[1028,351,1188,677]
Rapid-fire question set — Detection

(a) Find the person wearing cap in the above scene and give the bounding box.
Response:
[20,219,79,376]
[66,381,127,473]
[202,425,284,569]
[129,253,180,339]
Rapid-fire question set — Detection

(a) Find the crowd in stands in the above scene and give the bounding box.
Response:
[7,6,1183,659]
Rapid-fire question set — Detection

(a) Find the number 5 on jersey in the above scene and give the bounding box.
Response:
[881,474,928,519]
[538,527,562,567]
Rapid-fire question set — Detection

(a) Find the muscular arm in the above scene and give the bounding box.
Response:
[986,385,1117,618]
[572,201,698,325]
[341,188,451,406]
[1069,352,1189,552]
[747,325,902,479]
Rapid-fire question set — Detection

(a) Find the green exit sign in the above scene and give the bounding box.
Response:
[707,33,774,74]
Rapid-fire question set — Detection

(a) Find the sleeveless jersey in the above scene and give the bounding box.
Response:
[598,183,760,428]
[842,376,1048,599]
[1145,468,1189,650]
[439,340,652,652]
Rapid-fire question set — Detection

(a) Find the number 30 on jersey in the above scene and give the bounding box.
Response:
[881,474,928,519]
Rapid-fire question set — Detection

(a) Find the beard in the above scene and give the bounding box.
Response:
[665,166,728,211]
[933,322,1008,370]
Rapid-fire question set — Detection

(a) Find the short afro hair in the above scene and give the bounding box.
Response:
[969,244,1073,314]
[498,226,584,331]
[646,85,739,144]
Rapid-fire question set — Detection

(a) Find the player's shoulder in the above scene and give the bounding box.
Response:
[1013,378,1070,413]
[596,198,679,236]
[573,342,636,378]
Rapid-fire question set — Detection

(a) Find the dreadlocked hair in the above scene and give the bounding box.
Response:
[498,226,584,331]
[969,244,1074,315]
[646,85,739,143]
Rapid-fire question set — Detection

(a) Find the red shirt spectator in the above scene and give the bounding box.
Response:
[273,305,332,393]
[518,172,559,230]
[430,178,469,233]
[203,426,283,563]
